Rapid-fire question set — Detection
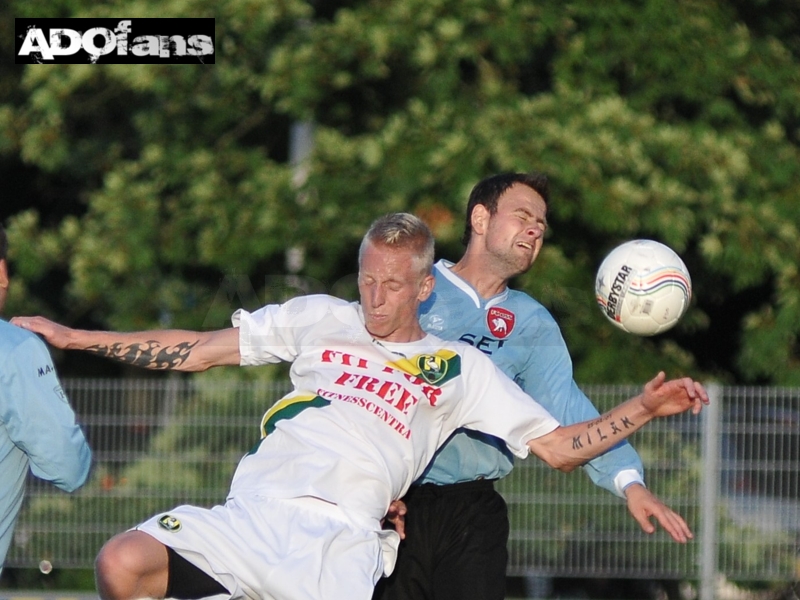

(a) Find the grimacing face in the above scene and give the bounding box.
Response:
[358,241,434,343]
[481,183,548,277]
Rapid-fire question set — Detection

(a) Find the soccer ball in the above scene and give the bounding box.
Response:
[595,239,692,336]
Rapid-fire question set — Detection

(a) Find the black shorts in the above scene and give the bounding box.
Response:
[373,479,509,600]
[165,546,228,599]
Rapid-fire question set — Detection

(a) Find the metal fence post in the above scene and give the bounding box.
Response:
[700,383,722,600]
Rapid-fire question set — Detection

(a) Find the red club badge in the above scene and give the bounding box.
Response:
[487,307,515,339]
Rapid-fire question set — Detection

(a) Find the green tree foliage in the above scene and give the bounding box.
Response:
[2,0,800,384]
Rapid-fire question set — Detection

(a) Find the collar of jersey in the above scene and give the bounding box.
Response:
[355,303,438,353]
[374,334,438,355]
[435,259,509,310]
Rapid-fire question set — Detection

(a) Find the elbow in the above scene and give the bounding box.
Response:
[60,478,85,493]
[173,357,211,372]
[537,449,581,473]
[548,457,578,473]
[529,433,586,473]
[60,449,92,492]
[57,468,90,492]
[192,358,222,372]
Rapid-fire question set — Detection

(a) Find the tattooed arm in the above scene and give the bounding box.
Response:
[10,316,240,372]
[528,372,708,472]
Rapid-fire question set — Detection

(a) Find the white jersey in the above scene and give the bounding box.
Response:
[230,295,559,529]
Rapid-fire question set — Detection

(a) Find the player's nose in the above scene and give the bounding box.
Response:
[528,223,545,238]
[372,286,386,307]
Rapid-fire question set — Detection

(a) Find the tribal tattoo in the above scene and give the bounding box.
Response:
[572,414,636,450]
[85,340,199,369]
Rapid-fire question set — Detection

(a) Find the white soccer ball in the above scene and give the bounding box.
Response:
[595,239,692,336]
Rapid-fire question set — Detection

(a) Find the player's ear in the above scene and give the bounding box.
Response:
[0,259,8,291]
[471,204,490,237]
[0,259,8,313]
[417,273,435,302]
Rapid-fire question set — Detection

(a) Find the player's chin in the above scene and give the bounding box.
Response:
[365,319,390,338]
[511,249,535,272]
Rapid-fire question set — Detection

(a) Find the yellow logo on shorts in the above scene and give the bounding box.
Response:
[158,514,182,532]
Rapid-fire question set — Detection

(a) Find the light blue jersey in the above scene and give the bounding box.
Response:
[416,260,644,496]
[0,319,91,571]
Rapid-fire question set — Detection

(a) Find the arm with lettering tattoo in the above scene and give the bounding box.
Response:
[528,372,708,472]
[10,316,240,372]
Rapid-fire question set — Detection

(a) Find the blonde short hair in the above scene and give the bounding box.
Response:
[358,213,434,277]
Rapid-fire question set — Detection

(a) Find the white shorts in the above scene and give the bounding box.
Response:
[136,496,387,600]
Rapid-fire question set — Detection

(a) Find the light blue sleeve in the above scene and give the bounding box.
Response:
[0,336,91,492]
[517,314,644,498]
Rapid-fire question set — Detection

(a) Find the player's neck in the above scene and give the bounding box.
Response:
[372,324,428,344]
[450,253,509,299]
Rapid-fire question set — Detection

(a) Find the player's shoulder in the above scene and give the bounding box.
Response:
[0,319,56,381]
[278,294,357,317]
[504,287,546,311]
[425,332,496,366]
[503,288,559,327]
[425,331,472,352]
[0,318,50,356]
[285,293,351,309]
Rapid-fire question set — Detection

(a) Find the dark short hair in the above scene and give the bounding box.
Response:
[0,224,6,262]
[461,172,550,246]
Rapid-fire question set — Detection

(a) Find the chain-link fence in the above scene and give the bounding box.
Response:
[503,384,800,586]
[6,378,800,588]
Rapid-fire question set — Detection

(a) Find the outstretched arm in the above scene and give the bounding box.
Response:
[514,315,696,542]
[528,372,707,471]
[11,316,240,372]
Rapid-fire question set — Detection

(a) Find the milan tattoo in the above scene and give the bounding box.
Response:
[85,340,198,369]
[571,414,637,450]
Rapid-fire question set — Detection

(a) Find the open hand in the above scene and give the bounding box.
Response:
[640,371,708,418]
[624,483,693,543]
[10,316,74,349]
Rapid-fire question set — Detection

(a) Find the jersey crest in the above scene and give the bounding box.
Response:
[389,350,461,386]
[487,306,515,339]
[416,354,448,385]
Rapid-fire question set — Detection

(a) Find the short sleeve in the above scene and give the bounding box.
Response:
[232,295,339,366]
[233,304,297,366]
[456,348,560,458]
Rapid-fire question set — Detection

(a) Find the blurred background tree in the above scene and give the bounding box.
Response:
[3,3,799,594]
[2,0,799,384]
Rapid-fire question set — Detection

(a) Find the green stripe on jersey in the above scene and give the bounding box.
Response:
[248,394,331,455]
[261,394,331,437]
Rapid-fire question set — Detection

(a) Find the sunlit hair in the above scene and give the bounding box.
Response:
[359,213,435,277]
[462,172,549,246]
[0,224,6,262]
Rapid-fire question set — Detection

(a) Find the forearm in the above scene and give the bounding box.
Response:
[532,380,645,496]
[11,316,243,371]
[528,394,652,471]
[528,371,709,470]
[61,328,237,371]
